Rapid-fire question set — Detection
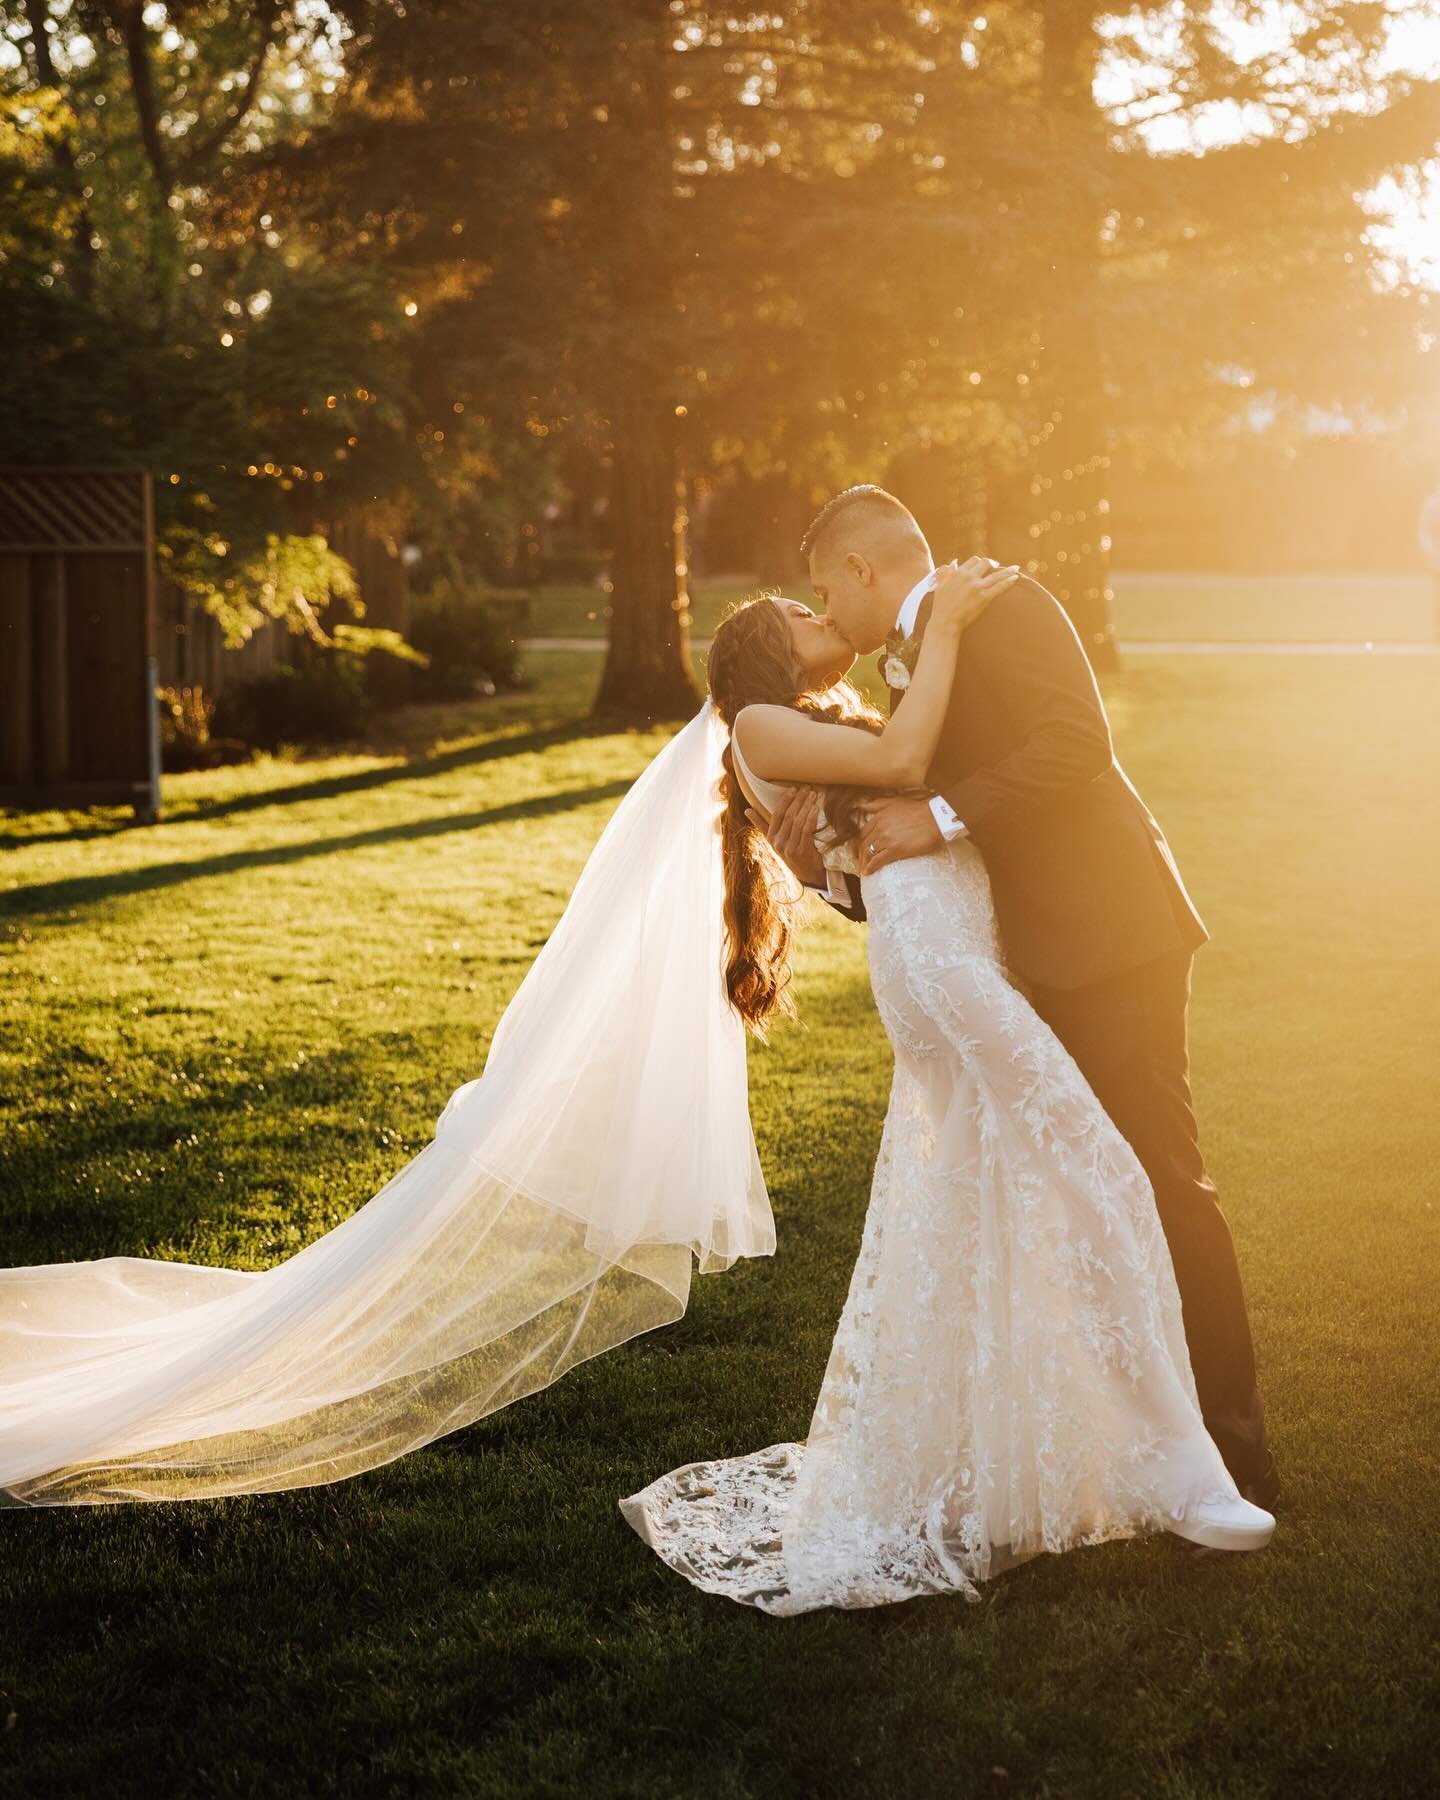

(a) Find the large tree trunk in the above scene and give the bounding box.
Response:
[592,4,700,722]
[1035,1,1120,673]
[594,392,699,721]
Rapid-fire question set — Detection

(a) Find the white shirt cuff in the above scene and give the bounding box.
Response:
[929,796,968,841]
[804,869,854,906]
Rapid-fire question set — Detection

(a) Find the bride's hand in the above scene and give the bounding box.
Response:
[930,556,1020,635]
[747,787,826,889]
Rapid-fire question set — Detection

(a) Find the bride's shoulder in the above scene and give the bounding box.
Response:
[732,702,800,746]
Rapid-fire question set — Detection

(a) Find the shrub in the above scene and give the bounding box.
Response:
[330,624,431,711]
[212,657,371,751]
[408,583,530,699]
[534,547,610,587]
[156,684,252,771]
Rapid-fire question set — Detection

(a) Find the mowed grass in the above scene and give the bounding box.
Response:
[2,644,1438,1798]
[524,570,1437,645]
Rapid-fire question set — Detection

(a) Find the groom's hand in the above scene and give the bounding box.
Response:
[747,785,827,888]
[857,797,944,874]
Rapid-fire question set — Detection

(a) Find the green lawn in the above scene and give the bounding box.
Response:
[2,647,1438,1797]
[521,571,1437,645]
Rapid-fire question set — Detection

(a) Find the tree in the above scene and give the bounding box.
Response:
[679,1,1437,667]
[1007,0,1440,665]
[0,1,427,644]
[307,2,1010,717]
[6,0,1432,692]
[295,2,699,720]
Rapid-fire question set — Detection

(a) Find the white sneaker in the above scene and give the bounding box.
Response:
[1166,1487,1276,1553]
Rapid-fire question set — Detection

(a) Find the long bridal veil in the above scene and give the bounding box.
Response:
[1,701,773,1507]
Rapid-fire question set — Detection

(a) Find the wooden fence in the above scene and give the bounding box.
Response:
[155,581,286,697]
[0,467,161,821]
[0,476,414,823]
[154,519,410,698]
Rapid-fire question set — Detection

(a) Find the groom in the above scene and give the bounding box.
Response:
[759,483,1279,1510]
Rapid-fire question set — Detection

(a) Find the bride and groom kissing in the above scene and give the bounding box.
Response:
[613,483,1279,1610]
[0,482,1278,1620]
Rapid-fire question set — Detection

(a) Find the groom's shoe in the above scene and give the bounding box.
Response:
[1166,1488,1276,1554]
[1240,1455,1281,1512]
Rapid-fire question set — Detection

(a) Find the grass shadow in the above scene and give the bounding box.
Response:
[2,776,633,919]
[0,719,621,851]
[0,1041,422,1265]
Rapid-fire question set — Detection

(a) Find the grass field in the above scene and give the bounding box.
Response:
[522,571,1439,645]
[2,644,1438,1797]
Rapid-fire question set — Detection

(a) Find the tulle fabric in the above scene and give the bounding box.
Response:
[0,702,774,1507]
[619,838,1241,1613]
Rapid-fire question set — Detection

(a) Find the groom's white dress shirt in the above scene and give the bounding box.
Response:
[893,568,969,847]
[805,569,969,905]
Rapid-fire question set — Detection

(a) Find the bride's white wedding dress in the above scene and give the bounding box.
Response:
[0,707,773,1507]
[1,699,1251,1593]
[618,740,1247,1614]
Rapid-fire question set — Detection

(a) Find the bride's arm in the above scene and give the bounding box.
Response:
[734,557,1019,790]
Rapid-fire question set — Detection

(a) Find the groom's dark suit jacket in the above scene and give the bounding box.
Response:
[833,574,1208,992]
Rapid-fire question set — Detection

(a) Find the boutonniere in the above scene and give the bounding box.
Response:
[881,625,923,692]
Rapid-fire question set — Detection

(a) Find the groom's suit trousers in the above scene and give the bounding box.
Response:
[1026,948,1272,1493]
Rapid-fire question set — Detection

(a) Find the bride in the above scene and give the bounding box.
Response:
[0,558,1270,1609]
[616,558,1275,1613]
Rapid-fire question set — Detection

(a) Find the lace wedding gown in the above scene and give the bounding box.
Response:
[618,745,1244,1614]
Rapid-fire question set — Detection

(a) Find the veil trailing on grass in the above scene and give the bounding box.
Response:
[0,701,773,1507]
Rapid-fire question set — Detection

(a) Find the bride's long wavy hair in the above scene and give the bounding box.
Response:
[706,594,887,1037]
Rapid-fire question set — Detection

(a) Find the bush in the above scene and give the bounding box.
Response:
[534,547,610,587]
[408,583,530,700]
[329,624,432,711]
[212,657,371,752]
[156,684,252,772]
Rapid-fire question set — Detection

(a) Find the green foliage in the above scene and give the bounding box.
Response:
[331,622,431,710]
[315,1,1436,483]
[407,581,529,700]
[161,531,360,649]
[2,1,1436,695]
[211,656,371,751]
[0,3,432,642]
[533,546,611,587]
[331,624,428,668]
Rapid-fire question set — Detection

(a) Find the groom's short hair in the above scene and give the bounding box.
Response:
[800,485,920,569]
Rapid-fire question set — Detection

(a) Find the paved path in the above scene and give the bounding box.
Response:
[523,636,1439,657]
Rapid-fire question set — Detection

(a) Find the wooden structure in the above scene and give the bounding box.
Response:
[151,514,409,699]
[156,577,286,697]
[0,468,162,822]
[327,514,410,637]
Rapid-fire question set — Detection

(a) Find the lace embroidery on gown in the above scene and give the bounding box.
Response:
[619,741,1239,1615]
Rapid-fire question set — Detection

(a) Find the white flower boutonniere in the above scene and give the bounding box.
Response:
[880,625,923,692]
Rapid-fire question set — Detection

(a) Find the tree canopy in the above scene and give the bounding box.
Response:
[3,1,1436,707]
